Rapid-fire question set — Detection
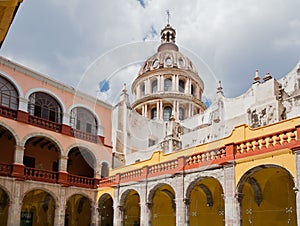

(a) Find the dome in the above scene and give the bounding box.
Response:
[138,49,198,76]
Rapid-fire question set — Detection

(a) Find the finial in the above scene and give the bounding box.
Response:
[122,83,127,94]
[217,81,223,94]
[166,10,170,24]
[263,72,272,82]
[253,69,260,84]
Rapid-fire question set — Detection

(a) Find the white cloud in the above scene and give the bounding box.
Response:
[1,0,299,100]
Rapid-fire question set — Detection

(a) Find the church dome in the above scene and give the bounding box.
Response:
[131,23,206,121]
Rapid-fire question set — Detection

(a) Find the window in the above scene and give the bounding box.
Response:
[151,108,157,120]
[165,57,172,66]
[164,78,172,91]
[152,80,157,93]
[141,84,145,96]
[101,162,109,178]
[163,106,172,121]
[148,138,156,147]
[70,107,97,135]
[179,107,185,120]
[191,84,195,96]
[153,59,159,68]
[28,92,62,123]
[0,76,18,110]
[179,79,185,92]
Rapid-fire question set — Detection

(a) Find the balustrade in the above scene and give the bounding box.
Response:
[68,174,95,188]
[0,162,12,176]
[28,115,61,132]
[24,167,57,183]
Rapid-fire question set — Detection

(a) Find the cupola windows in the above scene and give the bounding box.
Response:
[164,78,172,91]
[152,80,157,93]
[163,106,172,121]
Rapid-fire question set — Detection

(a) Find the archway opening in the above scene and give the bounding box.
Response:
[20,189,55,226]
[23,136,59,172]
[238,166,297,225]
[98,194,113,226]
[123,190,140,226]
[151,184,175,226]
[67,147,95,178]
[0,187,9,226]
[65,194,91,226]
[0,126,15,165]
[188,177,224,226]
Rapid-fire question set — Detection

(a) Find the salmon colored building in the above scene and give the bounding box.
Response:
[1,5,300,225]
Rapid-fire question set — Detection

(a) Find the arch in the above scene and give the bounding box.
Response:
[151,107,157,120]
[98,193,113,226]
[186,177,225,226]
[65,194,92,226]
[149,183,176,226]
[0,124,17,165]
[0,121,20,145]
[67,146,96,178]
[25,87,66,113]
[237,164,297,226]
[0,185,10,225]
[151,79,158,93]
[120,189,140,226]
[21,132,63,156]
[0,74,19,110]
[21,187,59,205]
[70,106,98,135]
[163,106,172,121]
[67,103,102,129]
[164,78,172,91]
[100,161,109,178]
[21,189,56,226]
[0,70,24,97]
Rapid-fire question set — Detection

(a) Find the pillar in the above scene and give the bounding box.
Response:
[156,101,160,120]
[140,182,150,226]
[91,201,99,226]
[294,150,300,225]
[7,183,22,225]
[113,187,122,226]
[58,156,69,185]
[54,189,66,226]
[175,174,186,226]
[223,163,240,226]
[12,145,25,179]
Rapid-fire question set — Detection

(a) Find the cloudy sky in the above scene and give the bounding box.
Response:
[1,0,299,104]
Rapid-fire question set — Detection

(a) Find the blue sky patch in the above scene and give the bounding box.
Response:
[137,0,146,8]
[99,80,110,92]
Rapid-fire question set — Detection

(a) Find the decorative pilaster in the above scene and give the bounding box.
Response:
[113,187,122,226]
[223,163,240,225]
[7,183,22,225]
[54,189,66,226]
[91,202,99,226]
[140,181,150,226]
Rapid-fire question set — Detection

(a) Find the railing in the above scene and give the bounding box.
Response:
[0,105,17,119]
[120,168,143,182]
[0,162,12,176]
[72,129,97,143]
[28,115,61,132]
[24,167,58,183]
[185,147,227,169]
[235,128,297,158]
[68,174,95,188]
[99,175,117,187]
[148,159,179,176]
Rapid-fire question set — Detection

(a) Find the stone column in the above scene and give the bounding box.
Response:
[294,150,300,225]
[145,104,148,118]
[161,76,164,91]
[156,101,160,120]
[223,163,240,226]
[12,145,25,179]
[7,183,22,226]
[54,189,67,226]
[137,84,141,98]
[175,174,186,226]
[172,75,176,91]
[113,187,122,226]
[160,101,163,120]
[90,201,99,226]
[140,182,150,226]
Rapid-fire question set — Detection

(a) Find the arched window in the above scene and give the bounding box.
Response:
[70,107,97,135]
[151,107,157,120]
[152,79,157,93]
[28,92,62,123]
[164,78,172,91]
[141,84,145,96]
[191,84,195,96]
[101,162,109,178]
[179,107,185,120]
[163,106,172,121]
[0,76,18,110]
[179,79,185,93]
